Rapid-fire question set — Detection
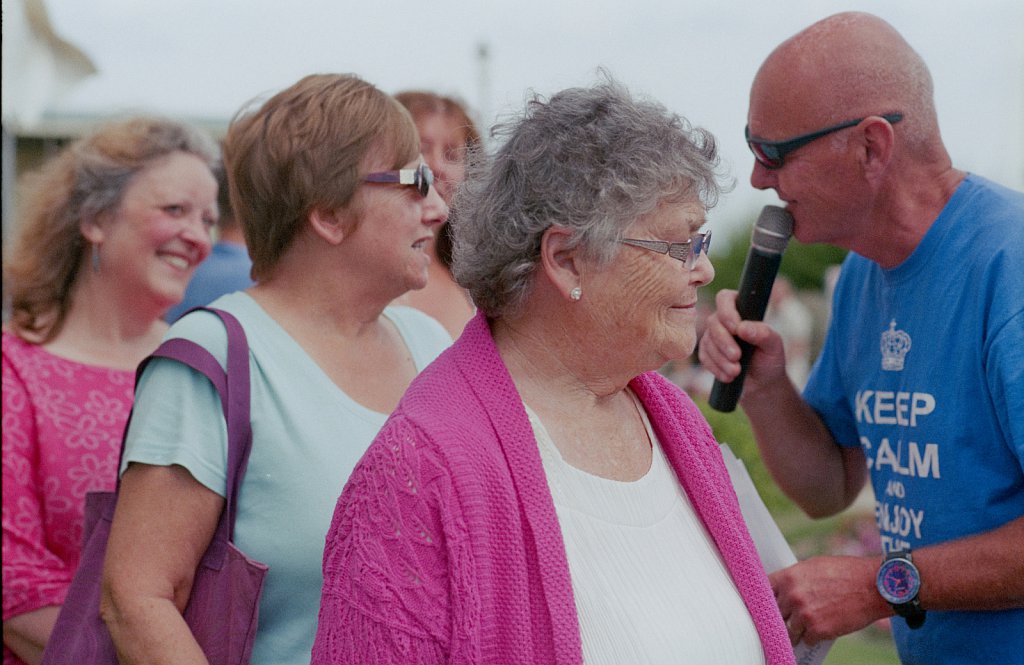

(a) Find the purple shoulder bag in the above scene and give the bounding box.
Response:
[41,308,268,665]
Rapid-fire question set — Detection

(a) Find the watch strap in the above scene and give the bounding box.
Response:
[893,597,926,628]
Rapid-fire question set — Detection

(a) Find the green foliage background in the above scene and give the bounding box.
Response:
[709,216,848,294]
[694,395,796,514]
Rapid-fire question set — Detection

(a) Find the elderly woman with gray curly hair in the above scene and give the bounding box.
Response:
[312,78,795,665]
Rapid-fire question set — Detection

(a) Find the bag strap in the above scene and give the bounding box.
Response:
[118,307,252,550]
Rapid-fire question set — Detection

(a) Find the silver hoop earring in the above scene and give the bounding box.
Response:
[570,287,582,302]
[91,243,101,274]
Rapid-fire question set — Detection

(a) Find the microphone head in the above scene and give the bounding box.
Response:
[751,205,794,254]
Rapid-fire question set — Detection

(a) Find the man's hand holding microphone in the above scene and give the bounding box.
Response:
[702,205,793,412]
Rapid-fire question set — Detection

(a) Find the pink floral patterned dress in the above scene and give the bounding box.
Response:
[1,332,133,665]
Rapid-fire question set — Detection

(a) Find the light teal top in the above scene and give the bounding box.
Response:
[123,291,451,665]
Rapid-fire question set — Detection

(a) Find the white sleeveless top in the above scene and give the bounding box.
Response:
[526,393,765,665]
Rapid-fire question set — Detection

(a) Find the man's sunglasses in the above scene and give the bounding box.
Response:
[364,162,434,197]
[745,112,903,169]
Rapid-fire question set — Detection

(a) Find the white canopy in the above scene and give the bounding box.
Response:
[2,0,96,131]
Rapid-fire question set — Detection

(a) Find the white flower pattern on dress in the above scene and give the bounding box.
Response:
[2,333,133,665]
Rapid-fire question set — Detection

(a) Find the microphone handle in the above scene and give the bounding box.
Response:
[708,249,783,412]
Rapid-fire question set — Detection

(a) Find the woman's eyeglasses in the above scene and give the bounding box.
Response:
[364,162,434,197]
[745,112,903,169]
[620,230,712,270]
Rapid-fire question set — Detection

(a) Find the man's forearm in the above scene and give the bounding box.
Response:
[743,374,866,518]
[914,516,1024,611]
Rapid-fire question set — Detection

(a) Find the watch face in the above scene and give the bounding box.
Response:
[877,558,921,604]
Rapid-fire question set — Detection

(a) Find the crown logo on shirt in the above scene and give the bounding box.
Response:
[880,320,911,371]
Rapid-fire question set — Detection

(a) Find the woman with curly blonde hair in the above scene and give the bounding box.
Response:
[2,116,218,665]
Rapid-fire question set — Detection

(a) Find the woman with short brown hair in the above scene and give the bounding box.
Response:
[100,74,452,665]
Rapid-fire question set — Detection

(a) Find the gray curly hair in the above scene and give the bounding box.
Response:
[451,77,729,318]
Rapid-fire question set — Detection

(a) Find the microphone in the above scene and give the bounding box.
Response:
[708,205,794,412]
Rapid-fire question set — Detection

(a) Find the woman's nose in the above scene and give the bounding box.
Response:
[691,252,714,287]
[423,186,449,226]
[180,214,214,255]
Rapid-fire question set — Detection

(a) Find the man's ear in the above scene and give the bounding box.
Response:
[308,208,349,245]
[539,225,583,301]
[860,116,897,180]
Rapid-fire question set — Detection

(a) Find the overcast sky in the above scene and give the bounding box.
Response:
[41,0,1024,241]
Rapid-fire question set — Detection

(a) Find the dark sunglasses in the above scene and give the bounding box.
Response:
[745,112,903,169]
[364,162,434,197]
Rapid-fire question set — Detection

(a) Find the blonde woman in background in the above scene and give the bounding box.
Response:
[2,117,218,665]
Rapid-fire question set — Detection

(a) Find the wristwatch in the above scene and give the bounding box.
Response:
[876,549,926,629]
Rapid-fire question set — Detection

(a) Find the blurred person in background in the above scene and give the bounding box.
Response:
[313,77,794,665]
[99,73,451,665]
[2,117,219,665]
[763,276,812,389]
[392,90,480,338]
[166,165,254,322]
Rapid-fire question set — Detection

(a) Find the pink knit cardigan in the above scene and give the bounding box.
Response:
[312,312,794,665]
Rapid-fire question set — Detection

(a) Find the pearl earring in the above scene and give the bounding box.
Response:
[570,287,582,302]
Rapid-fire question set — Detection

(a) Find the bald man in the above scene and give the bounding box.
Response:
[700,12,1024,664]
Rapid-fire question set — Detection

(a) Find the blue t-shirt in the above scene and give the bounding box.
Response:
[123,292,452,665]
[166,241,254,322]
[804,174,1024,664]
